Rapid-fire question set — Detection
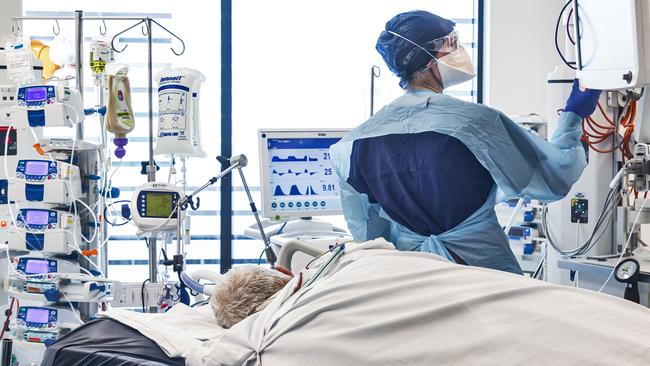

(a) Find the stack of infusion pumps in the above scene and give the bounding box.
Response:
[0,59,112,363]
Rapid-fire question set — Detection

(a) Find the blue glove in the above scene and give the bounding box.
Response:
[564,78,602,118]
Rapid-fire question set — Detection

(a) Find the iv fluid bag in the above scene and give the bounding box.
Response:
[154,68,206,158]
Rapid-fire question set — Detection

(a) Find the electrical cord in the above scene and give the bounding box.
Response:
[141,279,150,313]
[542,176,623,257]
[555,0,577,70]
[61,292,85,325]
[257,248,266,266]
[598,197,649,292]
[103,199,132,227]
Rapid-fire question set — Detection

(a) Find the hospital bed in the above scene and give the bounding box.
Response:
[41,318,184,366]
[43,239,650,366]
[40,240,323,366]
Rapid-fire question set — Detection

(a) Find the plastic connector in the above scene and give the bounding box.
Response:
[523,243,535,255]
[524,211,535,222]
[100,187,120,199]
[140,161,160,175]
[84,106,107,116]
[44,289,61,302]
[121,204,131,220]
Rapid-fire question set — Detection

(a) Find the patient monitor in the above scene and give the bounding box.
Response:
[252,129,353,270]
[258,129,349,219]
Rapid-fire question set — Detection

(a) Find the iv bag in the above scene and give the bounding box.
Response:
[154,68,206,158]
[5,32,35,85]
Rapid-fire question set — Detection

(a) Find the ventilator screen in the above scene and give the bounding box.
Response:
[145,192,174,218]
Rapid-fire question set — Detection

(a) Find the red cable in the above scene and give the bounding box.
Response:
[0,298,16,339]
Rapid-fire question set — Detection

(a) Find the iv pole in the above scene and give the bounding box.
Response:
[12,12,185,313]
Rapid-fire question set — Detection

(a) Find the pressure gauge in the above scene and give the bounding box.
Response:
[614,258,640,304]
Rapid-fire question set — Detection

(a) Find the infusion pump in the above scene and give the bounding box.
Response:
[8,208,80,254]
[131,182,184,234]
[12,84,84,128]
[8,159,83,204]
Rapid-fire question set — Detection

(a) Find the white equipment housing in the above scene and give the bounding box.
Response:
[12,84,84,128]
[4,273,113,303]
[545,65,614,285]
[10,305,82,344]
[8,159,82,204]
[576,0,650,90]
[8,208,80,254]
[131,182,184,234]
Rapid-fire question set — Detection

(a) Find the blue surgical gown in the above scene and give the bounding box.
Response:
[329,90,586,274]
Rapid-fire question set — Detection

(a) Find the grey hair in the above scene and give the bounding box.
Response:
[211,265,291,328]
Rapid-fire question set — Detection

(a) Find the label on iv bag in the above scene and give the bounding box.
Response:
[5,34,36,85]
[154,68,206,157]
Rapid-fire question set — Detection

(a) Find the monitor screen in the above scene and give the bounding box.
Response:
[25,87,47,102]
[25,259,50,274]
[260,130,349,218]
[25,161,49,175]
[25,308,50,323]
[25,210,50,225]
[145,192,174,218]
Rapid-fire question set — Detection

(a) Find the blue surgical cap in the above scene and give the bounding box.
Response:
[376,10,455,89]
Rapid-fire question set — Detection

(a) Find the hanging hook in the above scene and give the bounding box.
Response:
[99,19,107,36]
[181,195,200,211]
[372,65,381,78]
[141,23,149,36]
[150,19,185,56]
[12,19,21,34]
[52,19,61,36]
[110,19,146,53]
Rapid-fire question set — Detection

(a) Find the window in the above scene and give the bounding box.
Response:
[22,0,221,281]
[231,1,482,266]
[20,0,480,278]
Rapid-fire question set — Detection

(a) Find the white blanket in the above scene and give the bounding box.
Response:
[186,239,650,366]
[98,303,225,357]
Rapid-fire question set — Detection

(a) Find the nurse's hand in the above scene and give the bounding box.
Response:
[564,78,602,118]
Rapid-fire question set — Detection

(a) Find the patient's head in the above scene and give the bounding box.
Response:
[211,265,291,328]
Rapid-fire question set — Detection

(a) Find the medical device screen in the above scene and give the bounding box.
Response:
[25,210,50,225]
[145,192,174,218]
[25,87,47,102]
[26,308,49,323]
[25,259,50,274]
[264,137,343,216]
[25,161,49,175]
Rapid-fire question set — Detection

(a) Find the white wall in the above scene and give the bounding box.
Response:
[484,0,566,117]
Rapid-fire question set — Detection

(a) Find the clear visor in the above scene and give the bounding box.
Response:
[422,30,459,54]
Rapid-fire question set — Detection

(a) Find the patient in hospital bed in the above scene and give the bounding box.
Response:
[211,265,291,328]
[186,238,650,366]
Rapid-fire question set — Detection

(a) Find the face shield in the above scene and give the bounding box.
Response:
[387,29,474,89]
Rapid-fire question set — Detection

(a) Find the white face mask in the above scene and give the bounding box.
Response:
[436,45,476,89]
